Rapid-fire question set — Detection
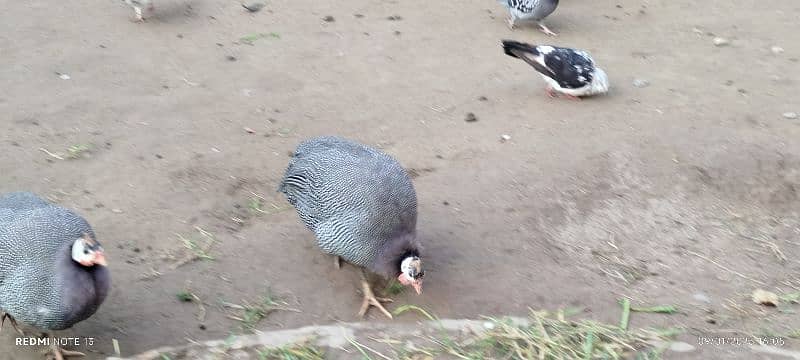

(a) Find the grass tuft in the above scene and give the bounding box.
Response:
[257,342,324,360]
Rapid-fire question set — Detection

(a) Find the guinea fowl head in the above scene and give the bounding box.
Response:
[71,233,107,267]
[398,256,424,294]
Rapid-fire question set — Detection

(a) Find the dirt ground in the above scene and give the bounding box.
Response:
[2,0,800,358]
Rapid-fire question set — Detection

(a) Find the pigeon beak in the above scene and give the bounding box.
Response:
[94,252,108,267]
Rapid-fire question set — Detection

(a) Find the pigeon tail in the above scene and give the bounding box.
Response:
[501,40,540,59]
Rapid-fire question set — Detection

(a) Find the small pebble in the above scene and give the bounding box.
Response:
[241,2,265,12]
[632,78,650,88]
[133,247,141,253]
[692,293,711,304]
[322,15,335,22]
[464,113,478,122]
[111,208,123,214]
[226,55,237,61]
[56,73,71,80]
[354,13,364,18]
[783,112,798,119]
[771,46,784,54]
[387,15,402,21]
[199,324,207,330]
[244,127,256,133]
[669,342,695,353]
[712,37,729,46]
[478,96,488,101]
[500,134,511,142]
[155,154,163,159]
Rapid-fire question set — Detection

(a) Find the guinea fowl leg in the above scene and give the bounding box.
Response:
[0,312,25,336]
[357,269,394,319]
[538,22,558,36]
[44,334,85,360]
[334,255,341,269]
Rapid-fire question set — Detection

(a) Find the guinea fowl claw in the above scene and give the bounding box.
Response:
[45,339,85,360]
[357,270,393,319]
[0,312,25,336]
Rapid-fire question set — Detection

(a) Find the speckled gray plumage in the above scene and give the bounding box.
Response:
[501,0,559,21]
[0,192,110,330]
[279,137,420,278]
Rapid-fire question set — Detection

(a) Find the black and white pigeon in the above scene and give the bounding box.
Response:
[498,0,559,36]
[501,40,610,100]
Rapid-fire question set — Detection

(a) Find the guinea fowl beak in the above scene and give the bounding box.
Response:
[94,252,108,267]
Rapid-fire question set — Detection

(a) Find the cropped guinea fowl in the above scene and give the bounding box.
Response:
[499,0,559,35]
[279,136,424,319]
[0,192,110,360]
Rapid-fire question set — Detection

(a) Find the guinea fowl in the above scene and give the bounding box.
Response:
[279,136,424,319]
[0,192,110,360]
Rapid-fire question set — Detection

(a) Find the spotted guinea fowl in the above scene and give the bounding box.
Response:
[279,136,424,319]
[0,192,110,360]
[498,0,560,35]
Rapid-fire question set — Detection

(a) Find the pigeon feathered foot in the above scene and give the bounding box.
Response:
[506,15,516,30]
[357,269,393,319]
[0,312,25,336]
[538,22,557,36]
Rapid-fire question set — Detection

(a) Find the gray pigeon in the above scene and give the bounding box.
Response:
[498,0,560,35]
[0,192,110,360]
[279,136,424,319]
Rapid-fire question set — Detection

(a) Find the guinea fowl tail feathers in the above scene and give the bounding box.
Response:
[501,40,539,59]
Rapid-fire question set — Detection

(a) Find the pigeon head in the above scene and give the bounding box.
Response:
[590,68,610,95]
[398,256,424,295]
[71,233,108,267]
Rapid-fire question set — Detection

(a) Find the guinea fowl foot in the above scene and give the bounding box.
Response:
[0,312,25,336]
[538,22,558,36]
[563,94,582,101]
[357,270,393,319]
[545,87,558,98]
[44,336,85,360]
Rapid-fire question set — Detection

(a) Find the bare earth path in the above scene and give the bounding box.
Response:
[1,0,799,358]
